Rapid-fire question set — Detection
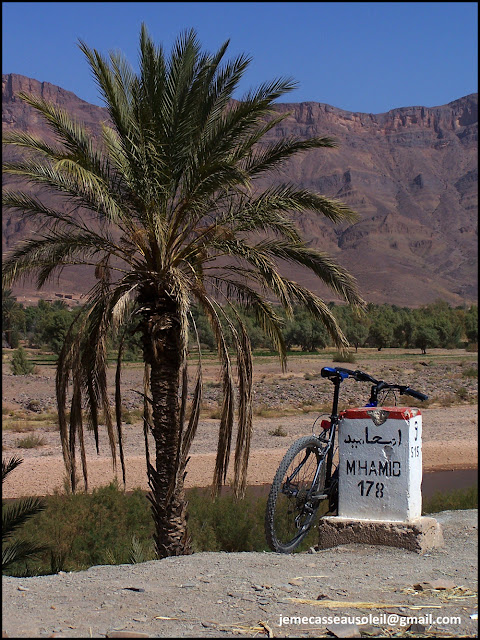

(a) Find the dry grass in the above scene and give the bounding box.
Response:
[3,410,59,432]
[16,433,47,448]
[268,426,288,437]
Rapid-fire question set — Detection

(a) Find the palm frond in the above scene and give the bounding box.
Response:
[2,130,66,158]
[180,312,203,465]
[115,332,127,486]
[2,540,48,572]
[3,158,127,226]
[282,279,350,350]
[2,497,45,540]
[209,273,288,369]
[15,91,103,162]
[227,307,253,499]
[2,456,23,483]
[194,292,234,494]
[2,230,121,289]
[254,240,365,307]
[239,135,337,177]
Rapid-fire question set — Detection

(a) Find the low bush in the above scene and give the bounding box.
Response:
[5,480,477,577]
[268,426,288,437]
[332,351,356,363]
[187,489,269,553]
[423,485,477,514]
[10,347,35,376]
[15,434,47,449]
[4,482,155,576]
[455,387,469,401]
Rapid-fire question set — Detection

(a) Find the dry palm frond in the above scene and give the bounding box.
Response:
[400,586,477,601]
[287,597,443,609]
[115,332,126,486]
[229,621,274,637]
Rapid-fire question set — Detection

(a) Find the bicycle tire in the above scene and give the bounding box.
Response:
[265,435,328,553]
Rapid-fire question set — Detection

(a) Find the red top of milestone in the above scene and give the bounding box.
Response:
[340,407,421,420]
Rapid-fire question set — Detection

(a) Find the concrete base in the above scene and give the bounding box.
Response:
[316,515,444,554]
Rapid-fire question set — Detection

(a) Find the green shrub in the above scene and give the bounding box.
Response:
[3,457,47,573]
[7,480,477,576]
[423,485,477,514]
[10,347,35,375]
[332,351,356,363]
[455,387,469,401]
[187,489,269,552]
[5,482,155,576]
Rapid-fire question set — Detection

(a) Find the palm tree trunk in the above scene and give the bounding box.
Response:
[141,302,192,558]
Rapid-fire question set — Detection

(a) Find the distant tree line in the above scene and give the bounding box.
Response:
[2,290,478,357]
[2,291,80,353]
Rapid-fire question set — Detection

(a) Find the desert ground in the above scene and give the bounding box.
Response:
[2,348,478,499]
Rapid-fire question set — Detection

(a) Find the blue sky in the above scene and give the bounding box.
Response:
[2,2,478,114]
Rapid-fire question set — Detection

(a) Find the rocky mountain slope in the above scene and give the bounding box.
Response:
[2,73,477,306]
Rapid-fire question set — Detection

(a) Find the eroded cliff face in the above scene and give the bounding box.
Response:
[2,73,477,306]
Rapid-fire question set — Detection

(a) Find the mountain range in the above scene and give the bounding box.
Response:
[2,73,478,307]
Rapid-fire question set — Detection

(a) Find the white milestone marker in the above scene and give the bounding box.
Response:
[338,407,422,522]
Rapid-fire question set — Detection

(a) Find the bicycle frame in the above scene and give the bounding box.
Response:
[291,373,344,508]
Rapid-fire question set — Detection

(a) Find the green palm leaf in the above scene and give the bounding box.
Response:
[2,457,47,572]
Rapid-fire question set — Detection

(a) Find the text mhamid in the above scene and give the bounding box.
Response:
[346,460,401,477]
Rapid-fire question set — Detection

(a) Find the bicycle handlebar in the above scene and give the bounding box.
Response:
[321,366,377,383]
[321,366,428,401]
[402,387,428,402]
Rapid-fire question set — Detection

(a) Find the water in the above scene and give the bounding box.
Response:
[421,468,477,499]
[194,467,478,500]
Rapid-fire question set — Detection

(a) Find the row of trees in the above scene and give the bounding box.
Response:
[3,290,477,355]
[195,299,477,353]
[2,291,77,353]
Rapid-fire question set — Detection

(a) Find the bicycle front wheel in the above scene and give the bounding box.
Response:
[265,435,328,553]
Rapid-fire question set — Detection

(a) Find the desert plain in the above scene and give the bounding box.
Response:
[2,348,478,499]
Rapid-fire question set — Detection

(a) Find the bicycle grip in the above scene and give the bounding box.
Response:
[404,387,428,401]
[321,367,337,378]
[354,370,377,383]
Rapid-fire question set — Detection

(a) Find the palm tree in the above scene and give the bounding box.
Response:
[2,25,365,557]
[2,457,47,573]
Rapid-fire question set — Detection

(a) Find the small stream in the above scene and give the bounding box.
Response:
[191,468,478,501]
[421,468,477,499]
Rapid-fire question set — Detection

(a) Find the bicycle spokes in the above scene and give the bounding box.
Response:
[265,437,327,552]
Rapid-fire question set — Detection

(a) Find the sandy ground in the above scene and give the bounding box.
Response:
[2,405,477,499]
[3,349,477,498]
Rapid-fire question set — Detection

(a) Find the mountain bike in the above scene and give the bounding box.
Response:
[264,366,428,553]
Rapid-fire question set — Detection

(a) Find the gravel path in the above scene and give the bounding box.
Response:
[2,510,477,638]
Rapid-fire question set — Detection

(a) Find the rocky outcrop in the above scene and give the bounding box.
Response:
[2,73,477,306]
